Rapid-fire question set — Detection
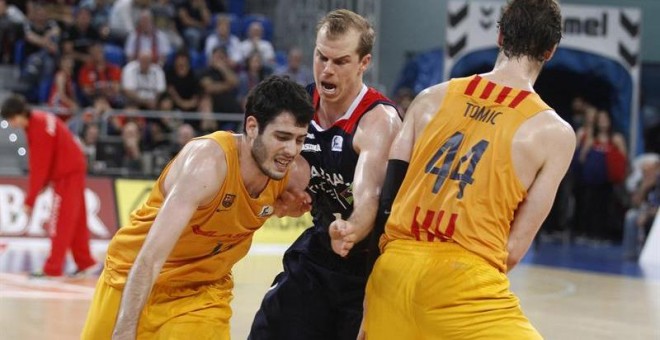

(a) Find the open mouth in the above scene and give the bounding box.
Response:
[275,158,292,171]
[320,81,337,95]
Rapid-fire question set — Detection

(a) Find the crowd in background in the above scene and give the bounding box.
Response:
[537,96,659,260]
[1,1,658,258]
[0,0,314,176]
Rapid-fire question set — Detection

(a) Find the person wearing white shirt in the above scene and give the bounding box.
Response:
[204,14,242,68]
[124,10,171,65]
[121,52,166,110]
[239,21,274,66]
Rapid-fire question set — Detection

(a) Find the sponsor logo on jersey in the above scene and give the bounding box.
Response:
[222,194,236,208]
[302,143,321,152]
[331,135,343,152]
[306,133,315,139]
[258,205,274,217]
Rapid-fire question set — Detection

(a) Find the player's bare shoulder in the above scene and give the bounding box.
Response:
[357,100,401,131]
[405,82,449,133]
[511,109,575,187]
[163,138,228,197]
[178,138,227,170]
[535,109,576,148]
[354,99,402,153]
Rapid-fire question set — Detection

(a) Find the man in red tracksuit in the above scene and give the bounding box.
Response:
[1,94,96,277]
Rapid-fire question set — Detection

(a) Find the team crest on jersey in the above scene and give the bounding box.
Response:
[258,205,274,217]
[222,194,236,208]
[331,135,343,152]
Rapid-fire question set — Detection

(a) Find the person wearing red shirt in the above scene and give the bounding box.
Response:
[1,94,96,277]
[78,42,122,107]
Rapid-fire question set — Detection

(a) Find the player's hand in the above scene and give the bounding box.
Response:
[274,189,311,218]
[329,214,358,257]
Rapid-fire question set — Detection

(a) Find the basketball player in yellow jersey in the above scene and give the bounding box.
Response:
[81,76,314,340]
[331,1,576,339]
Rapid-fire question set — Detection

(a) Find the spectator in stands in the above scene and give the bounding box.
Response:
[48,54,78,113]
[80,0,112,37]
[170,122,195,157]
[575,109,627,242]
[570,96,588,128]
[166,50,200,113]
[198,111,218,135]
[78,42,123,107]
[108,0,150,43]
[121,50,166,110]
[623,154,659,260]
[1,94,96,278]
[0,0,26,64]
[80,122,100,171]
[154,93,180,132]
[238,52,271,108]
[274,47,313,86]
[68,95,110,135]
[175,0,210,52]
[239,21,275,67]
[151,0,183,51]
[20,2,60,89]
[120,120,143,173]
[37,0,76,27]
[204,13,242,68]
[61,6,102,75]
[199,47,241,116]
[124,9,171,65]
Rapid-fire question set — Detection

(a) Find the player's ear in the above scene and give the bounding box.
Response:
[359,53,371,73]
[544,43,558,61]
[245,116,259,138]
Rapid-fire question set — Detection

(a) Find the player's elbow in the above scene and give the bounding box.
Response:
[506,253,522,272]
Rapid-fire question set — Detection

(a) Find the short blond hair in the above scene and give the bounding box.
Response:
[316,9,375,59]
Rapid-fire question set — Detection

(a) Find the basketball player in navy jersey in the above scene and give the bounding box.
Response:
[249,9,402,340]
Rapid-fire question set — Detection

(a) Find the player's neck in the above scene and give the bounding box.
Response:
[238,135,269,198]
[484,53,544,91]
[317,82,364,125]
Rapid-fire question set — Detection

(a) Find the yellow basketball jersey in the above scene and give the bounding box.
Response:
[383,75,551,272]
[104,131,289,288]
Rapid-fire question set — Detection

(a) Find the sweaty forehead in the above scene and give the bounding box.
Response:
[265,112,307,134]
[316,27,360,58]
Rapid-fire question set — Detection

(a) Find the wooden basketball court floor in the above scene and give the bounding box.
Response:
[1,247,659,340]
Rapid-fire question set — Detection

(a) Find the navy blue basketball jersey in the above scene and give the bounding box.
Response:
[302,83,398,234]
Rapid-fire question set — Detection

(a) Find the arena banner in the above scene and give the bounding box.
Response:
[445,0,642,153]
[0,176,117,273]
[114,178,156,228]
[0,176,118,239]
[114,178,309,244]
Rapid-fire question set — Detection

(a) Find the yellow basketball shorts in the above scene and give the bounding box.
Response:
[81,270,234,339]
[364,240,541,340]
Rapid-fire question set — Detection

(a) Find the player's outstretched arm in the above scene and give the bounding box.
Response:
[112,139,226,339]
[329,104,401,257]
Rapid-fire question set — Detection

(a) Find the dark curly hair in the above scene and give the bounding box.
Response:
[499,0,562,61]
[244,75,314,133]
